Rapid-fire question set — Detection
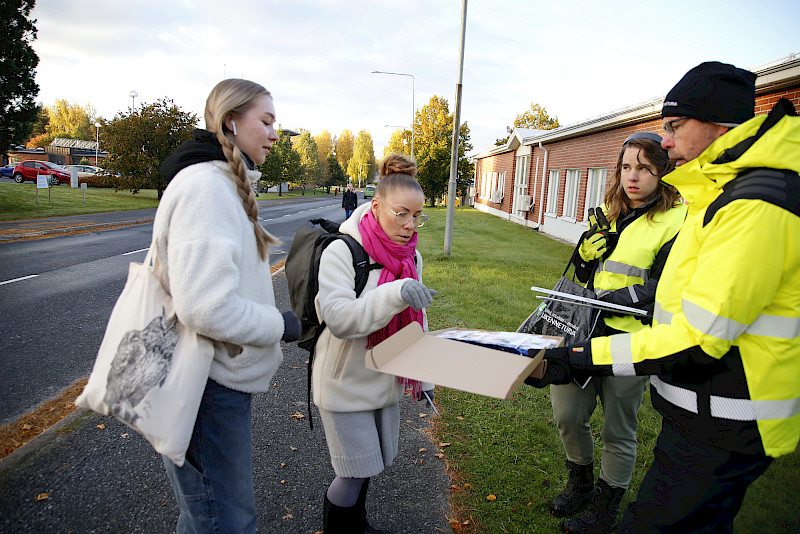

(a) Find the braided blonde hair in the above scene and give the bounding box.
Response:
[205,79,278,260]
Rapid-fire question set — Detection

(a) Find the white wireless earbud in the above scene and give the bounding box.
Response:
[231,120,237,136]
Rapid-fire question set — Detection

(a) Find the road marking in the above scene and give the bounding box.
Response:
[0,274,39,286]
[122,247,150,256]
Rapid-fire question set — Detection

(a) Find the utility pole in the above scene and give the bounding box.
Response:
[444,0,468,256]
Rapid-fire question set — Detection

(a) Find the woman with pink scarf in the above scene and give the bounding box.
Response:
[312,154,436,533]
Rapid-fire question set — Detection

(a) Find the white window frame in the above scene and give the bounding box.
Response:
[585,168,607,219]
[546,169,559,215]
[563,169,581,220]
[513,154,531,214]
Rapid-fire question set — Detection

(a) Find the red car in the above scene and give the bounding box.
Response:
[13,160,71,185]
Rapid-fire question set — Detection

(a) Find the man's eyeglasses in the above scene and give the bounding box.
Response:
[663,117,688,136]
[378,198,428,227]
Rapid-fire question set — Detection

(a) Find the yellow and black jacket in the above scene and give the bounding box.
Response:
[568,99,800,458]
[574,202,687,333]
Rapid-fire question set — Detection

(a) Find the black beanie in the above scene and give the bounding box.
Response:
[662,61,756,124]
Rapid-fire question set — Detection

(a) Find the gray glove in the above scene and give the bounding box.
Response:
[400,280,437,311]
[281,310,301,342]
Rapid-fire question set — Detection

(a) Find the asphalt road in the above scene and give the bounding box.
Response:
[0,196,347,426]
[0,272,452,533]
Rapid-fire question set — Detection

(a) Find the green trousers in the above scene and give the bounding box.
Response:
[550,375,649,488]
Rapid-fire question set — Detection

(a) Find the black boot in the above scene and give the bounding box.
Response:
[550,460,594,518]
[323,494,365,534]
[356,479,383,534]
[561,478,625,534]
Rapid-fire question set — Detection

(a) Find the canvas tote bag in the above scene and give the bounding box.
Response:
[76,241,214,467]
[517,249,600,345]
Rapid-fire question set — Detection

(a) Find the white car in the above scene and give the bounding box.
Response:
[64,165,103,178]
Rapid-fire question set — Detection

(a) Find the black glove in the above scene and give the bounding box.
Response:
[525,347,572,387]
[281,310,301,342]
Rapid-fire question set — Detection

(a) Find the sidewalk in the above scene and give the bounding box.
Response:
[0,272,452,533]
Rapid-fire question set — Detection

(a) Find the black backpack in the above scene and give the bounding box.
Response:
[285,218,382,428]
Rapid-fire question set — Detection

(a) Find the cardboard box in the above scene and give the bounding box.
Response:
[366,323,563,400]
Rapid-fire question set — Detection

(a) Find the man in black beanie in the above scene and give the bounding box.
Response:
[524,60,800,533]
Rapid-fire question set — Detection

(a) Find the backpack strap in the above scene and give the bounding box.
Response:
[703,167,800,227]
[306,234,382,430]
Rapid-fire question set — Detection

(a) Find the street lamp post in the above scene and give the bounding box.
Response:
[359,163,370,188]
[94,122,101,166]
[371,70,415,159]
[129,90,138,111]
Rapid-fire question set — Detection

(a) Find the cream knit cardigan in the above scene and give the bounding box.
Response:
[312,202,431,412]
[151,161,284,393]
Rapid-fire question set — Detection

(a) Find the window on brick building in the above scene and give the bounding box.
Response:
[546,170,559,214]
[490,172,505,203]
[585,168,607,218]
[563,169,580,219]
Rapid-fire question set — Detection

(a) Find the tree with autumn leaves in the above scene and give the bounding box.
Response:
[100,98,197,197]
[414,95,474,206]
[495,103,559,145]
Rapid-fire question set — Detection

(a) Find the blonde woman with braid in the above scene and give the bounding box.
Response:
[155,79,301,533]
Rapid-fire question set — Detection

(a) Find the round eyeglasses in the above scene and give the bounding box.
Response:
[378,198,429,227]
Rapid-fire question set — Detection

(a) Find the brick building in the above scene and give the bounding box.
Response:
[6,138,107,167]
[472,56,800,244]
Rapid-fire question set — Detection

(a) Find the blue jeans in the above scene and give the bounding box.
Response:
[162,379,256,534]
[344,209,354,220]
[619,418,772,533]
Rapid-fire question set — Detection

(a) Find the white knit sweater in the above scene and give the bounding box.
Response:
[312,202,430,412]
[151,160,284,393]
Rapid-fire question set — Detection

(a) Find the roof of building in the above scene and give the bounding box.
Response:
[474,55,800,160]
[50,138,99,150]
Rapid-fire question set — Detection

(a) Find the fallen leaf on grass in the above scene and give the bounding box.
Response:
[289,412,306,420]
[456,416,464,421]
[486,494,497,501]
[435,453,445,459]
[438,442,451,448]
[282,512,293,519]
[96,424,105,429]
[419,448,427,453]
[418,413,428,418]
[449,519,462,532]
[405,420,413,424]
[22,424,32,431]
[35,493,49,502]
[464,483,471,488]
[120,433,129,438]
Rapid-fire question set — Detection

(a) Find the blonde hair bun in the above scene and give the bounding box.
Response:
[380,153,417,178]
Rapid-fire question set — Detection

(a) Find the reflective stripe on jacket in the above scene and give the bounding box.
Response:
[594,204,687,333]
[584,100,800,457]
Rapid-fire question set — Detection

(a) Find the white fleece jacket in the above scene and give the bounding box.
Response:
[312,202,430,412]
[151,160,284,393]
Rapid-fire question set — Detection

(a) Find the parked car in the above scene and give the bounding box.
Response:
[364,184,376,199]
[1,164,15,178]
[12,160,71,185]
[63,165,103,178]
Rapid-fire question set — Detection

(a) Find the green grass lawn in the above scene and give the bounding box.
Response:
[0,182,332,221]
[417,206,800,533]
[0,183,160,221]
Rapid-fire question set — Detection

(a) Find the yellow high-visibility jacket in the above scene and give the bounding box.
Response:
[591,203,687,334]
[572,99,800,457]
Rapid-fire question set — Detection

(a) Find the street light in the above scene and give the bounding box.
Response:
[94,122,101,166]
[371,70,415,159]
[359,163,370,188]
[129,90,138,110]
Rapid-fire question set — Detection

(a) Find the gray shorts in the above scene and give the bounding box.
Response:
[317,403,400,478]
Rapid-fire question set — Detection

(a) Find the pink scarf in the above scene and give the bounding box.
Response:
[359,210,423,396]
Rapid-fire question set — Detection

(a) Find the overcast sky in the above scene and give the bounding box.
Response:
[31,0,799,158]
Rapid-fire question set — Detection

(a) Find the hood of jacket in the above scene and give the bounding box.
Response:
[338,202,373,245]
[160,129,255,182]
[663,101,800,210]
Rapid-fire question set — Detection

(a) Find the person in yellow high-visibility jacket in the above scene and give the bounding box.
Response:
[527,62,800,533]
[548,133,686,534]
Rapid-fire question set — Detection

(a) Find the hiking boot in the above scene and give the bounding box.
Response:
[550,460,595,518]
[561,478,626,534]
